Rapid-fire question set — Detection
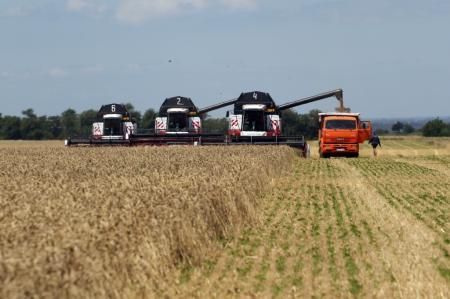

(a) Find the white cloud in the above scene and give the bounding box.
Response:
[126,63,143,72]
[48,67,68,78]
[221,0,257,9]
[66,0,107,14]
[82,64,104,73]
[116,0,258,23]
[66,0,89,11]
[0,6,32,17]
[117,0,209,23]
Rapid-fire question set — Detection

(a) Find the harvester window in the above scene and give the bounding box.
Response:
[243,111,265,131]
[168,113,188,131]
[325,120,356,130]
[104,119,123,135]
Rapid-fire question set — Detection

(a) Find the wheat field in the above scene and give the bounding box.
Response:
[0,137,449,298]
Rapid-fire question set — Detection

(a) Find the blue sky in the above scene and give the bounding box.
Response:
[0,0,449,118]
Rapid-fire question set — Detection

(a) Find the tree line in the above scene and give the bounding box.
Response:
[378,119,450,137]
[0,105,322,140]
[0,104,156,140]
[1,104,449,140]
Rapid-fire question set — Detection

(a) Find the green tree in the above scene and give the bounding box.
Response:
[374,128,389,135]
[281,109,321,139]
[422,118,450,137]
[79,109,97,136]
[280,109,301,136]
[47,116,63,139]
[20,108,46,140]
[0,115,22,139]
[403,123,415,134]
[61,109,80,137]
[305,109,322,139]
[0,115,22,140]
[203,117,228,133]
[124,103,142,126]
[141,108,157,130]
[32,116,52,140]
[391,121,404,133]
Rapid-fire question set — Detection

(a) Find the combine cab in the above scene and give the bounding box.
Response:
[228,92,281,137]
[155,97,202,134]
[66,104,136,146]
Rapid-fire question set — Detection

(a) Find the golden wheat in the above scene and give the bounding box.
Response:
[0,142,296,298]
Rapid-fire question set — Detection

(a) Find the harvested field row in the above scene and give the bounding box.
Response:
[346,159,449,238]
[0,143,296,298]
[172,151,450,297]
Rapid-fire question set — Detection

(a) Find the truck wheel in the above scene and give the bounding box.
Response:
[320,152,329,159]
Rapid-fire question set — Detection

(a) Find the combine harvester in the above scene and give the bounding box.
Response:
[65,103,136,146]
[66,89,356,157]
[225,89,346,153]
[130,96,236,145]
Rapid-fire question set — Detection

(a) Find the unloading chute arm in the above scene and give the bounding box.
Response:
[277,89,348,112]
[198,98,239,115]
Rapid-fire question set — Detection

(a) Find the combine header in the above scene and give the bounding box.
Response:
[65,89,348,155]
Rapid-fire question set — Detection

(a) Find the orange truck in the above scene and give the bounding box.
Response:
[318,113,372,158]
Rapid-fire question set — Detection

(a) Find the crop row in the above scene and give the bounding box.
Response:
[346,157,450,283]
[172,159,420,298]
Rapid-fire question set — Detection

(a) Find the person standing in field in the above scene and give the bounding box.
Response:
[368,133,381,157]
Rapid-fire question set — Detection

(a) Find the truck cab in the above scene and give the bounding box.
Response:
[319,113,371,158]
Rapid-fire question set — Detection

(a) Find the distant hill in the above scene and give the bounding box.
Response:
[371,116,450,131]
